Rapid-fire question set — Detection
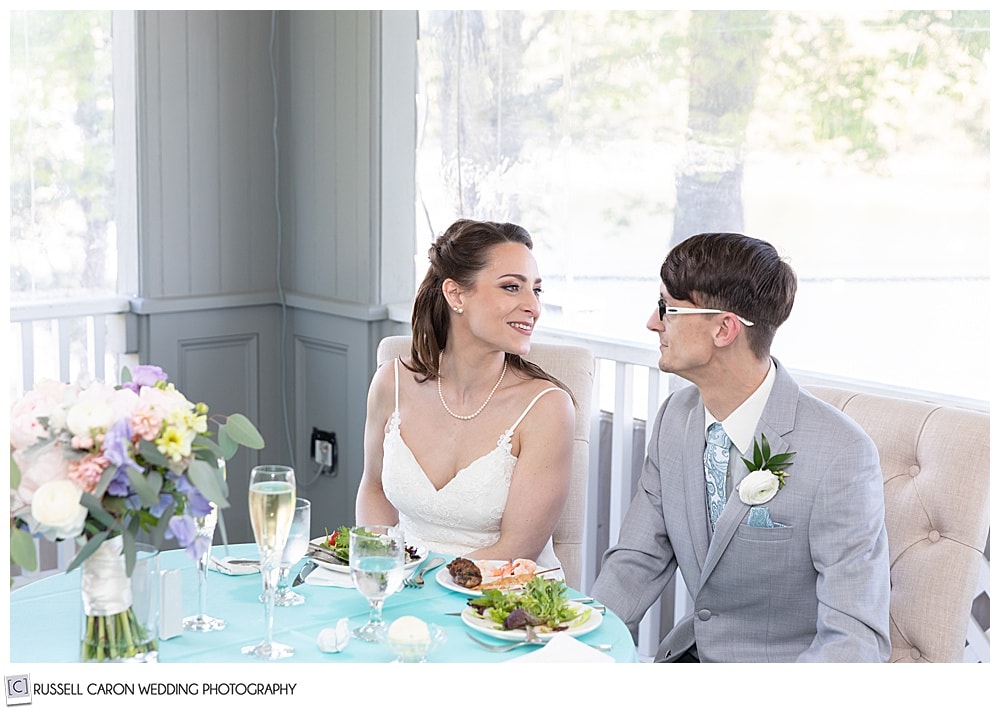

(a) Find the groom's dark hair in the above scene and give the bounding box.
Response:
[661,232,797,359]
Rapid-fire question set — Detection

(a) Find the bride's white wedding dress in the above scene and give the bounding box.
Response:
[381,358,562,570]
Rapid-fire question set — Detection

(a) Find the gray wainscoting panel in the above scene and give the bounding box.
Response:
[293,310,376,536]
[178,332,260,546]
[140,304,285,545]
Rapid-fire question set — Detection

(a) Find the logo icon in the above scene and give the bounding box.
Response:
[5,675,31,706]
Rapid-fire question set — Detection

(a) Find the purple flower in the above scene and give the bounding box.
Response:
[149,492,175,518]
[122,365,169,393]
[166,515,210,561]
[103,419,142,472]
[166,515,197,547]
[103,419,143,497]
[186,488,214,518]
[107,468,133,498]
[171,473,214,518]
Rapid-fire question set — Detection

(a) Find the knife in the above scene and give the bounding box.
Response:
[292,560,319,587]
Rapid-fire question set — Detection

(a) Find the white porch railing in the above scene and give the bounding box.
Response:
[8,296,136,400]
[7,303,990,661]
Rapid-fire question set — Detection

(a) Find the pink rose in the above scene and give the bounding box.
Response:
[13,445,72,505]
[9,379,76,449]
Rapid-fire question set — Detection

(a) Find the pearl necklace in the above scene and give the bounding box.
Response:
[437,355,508,421]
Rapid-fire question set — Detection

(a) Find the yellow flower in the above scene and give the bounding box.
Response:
[156,426,192,462]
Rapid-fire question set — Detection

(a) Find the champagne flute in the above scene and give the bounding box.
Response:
[242,464,296,659]
[262,497,311,606]
[183,457,228,632]
[182,499,226,631]
[349,525,405,642]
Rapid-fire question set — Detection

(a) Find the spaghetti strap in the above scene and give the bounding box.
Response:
[393,357,400,412]
[508,387,562,432]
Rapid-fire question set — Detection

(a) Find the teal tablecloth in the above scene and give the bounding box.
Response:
[9,543,637,663]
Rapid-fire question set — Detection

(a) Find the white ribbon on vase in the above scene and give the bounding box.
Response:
[80,536,132,616]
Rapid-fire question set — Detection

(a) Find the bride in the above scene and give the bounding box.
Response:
[355,219,576,570]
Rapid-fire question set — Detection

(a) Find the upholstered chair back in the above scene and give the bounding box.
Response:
[807,386,990,662]
[376,335,595,589]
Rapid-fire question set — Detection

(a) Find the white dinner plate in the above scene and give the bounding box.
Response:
[461,601,602,640]
[434,559,521,595]
[436,563,485,596]
[308,537,426,573]
[435,560,549,596]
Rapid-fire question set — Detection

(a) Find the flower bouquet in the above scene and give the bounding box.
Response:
[9,365,265,661]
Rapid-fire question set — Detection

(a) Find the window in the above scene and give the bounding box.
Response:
[8,11,135,396]
[415,10,989,402]
[10,11,117,300]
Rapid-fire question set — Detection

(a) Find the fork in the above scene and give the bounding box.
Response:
[403,557,445,588]
[464,630,612,653]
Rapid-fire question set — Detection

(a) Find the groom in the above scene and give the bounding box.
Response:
[591,233,890,662]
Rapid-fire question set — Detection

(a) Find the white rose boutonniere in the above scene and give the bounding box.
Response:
[738,434,795,506]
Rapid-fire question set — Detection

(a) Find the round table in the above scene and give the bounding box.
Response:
[9,544,638,663]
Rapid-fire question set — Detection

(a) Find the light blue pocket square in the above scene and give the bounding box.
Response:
[747,507,786,528]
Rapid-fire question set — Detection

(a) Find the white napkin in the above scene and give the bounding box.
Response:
[506,633,614,663]
[304,566,355,588]
[208,556,260,575]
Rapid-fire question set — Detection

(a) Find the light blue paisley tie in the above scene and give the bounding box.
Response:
[704,422,731,533]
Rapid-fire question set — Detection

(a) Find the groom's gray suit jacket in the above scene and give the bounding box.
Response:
[591,360,891,662]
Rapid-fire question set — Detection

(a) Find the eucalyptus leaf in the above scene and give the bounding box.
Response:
[93,463,117,499]
[137,439,171,469]
[126,466,162,508]
[67,530,111,573]
[150,500,177,546]
[187,458,230,509]
[123,531,137,577]
[193,435,225,462]
[217,426,238,460]
[10,454,20,489]
[120,365,132,384]
[80,492,117,528]
[222,413,265,449]
[10,527,38,572]
[127,514,142,540]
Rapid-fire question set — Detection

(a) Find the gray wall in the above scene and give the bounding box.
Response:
[131,10,416,543]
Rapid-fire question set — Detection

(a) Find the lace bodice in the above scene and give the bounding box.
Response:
[381,358,560,568]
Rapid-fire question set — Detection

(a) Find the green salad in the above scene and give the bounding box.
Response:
[319,526,419,564]
[319,526,352,561]
[467,577,585,632]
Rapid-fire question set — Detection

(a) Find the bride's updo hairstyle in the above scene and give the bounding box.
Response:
[406,219,571,399]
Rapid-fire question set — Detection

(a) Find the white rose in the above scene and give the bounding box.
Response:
[30,479,88,540]
[65,398,114,437]
[738,469,780,505]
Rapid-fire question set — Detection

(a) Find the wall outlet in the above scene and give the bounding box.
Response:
[310,427,337,473]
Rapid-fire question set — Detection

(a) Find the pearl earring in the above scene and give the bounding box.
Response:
[453,307,464,314]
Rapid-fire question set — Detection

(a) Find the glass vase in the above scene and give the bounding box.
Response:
[80,537,159,663]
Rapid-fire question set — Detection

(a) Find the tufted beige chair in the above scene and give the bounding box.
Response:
[376,335,595,590]
[807,386,990,662]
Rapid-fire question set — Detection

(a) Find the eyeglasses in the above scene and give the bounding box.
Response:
[657,298,754,327]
